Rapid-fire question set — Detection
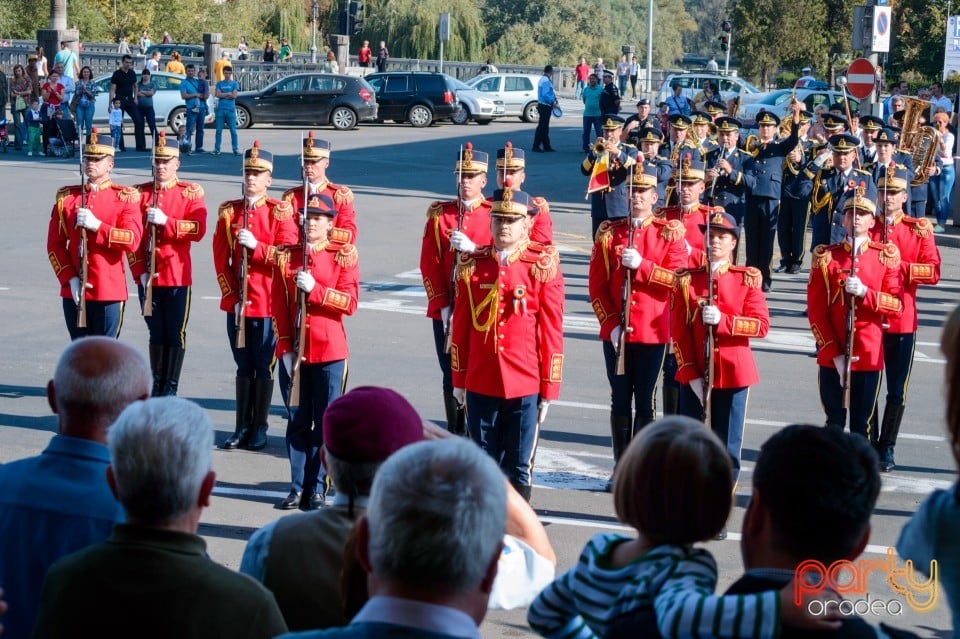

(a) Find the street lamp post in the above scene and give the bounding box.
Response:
[311,0,319,63]
[646,0,653,93]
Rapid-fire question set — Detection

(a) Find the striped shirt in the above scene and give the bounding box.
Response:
[527,533,781,639]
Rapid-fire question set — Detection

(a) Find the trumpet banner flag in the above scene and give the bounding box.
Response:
[586,153,611,196]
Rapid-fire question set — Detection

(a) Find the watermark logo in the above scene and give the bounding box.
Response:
[795,548,938,616]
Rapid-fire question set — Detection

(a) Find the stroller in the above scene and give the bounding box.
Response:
[49,115,79,158]
[0,118,8,153]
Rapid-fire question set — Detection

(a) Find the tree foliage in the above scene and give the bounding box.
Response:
[730,0,828,86]
[886,0,949,83]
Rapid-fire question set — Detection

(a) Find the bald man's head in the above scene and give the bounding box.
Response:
[48,337,151,442]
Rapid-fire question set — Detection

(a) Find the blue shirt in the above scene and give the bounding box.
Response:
[215,79,240,113]
[0,434,123,639]
[581,84,603,117]
[538,75,556,106]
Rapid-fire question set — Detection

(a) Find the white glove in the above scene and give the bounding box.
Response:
[440,306,452,325]
[282,352,296,376]
[702,305,722,326]
[621,248,642,269]
[690,377,705,405]
[833,355,846,379]
[453,387,466,406]
[449,230,476,253]
[69,276,81,305]
[146,207,168,226]
[295,270,316,293]
[139,273,148,288]
[610,325,623,346]
[538,400,551,424]
[237,229,258,250]
[845,275,867,298]
[76,208,102,232]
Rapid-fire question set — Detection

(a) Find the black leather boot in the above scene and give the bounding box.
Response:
[633,413,652,438]
[221,376,253,449]
[605,416,633,492]
[160,347,186,397]
[246,378,275,451]
[662,383,679,416]
[877,404,906,472]
[443,393,467,436]
[148,344,163,397]
[511,482,533,503]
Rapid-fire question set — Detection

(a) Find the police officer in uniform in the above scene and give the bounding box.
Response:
[272,193,359,510]
[599,69,621,118]
[869,165,941,470]
[588,163,686,491]
[47,130,142,340]
[495,141,553,244]
[775,110,814,274]
[451,188,565,501]
[672,211,769,490]
[581,115,638,236]
[214,141,299,451]
[131,133,207,396]
[282,132,357,244]
[807,184,903,439]
[622,98,655,142]
[634,126,672,208]
[419,143,492,435]
[705,116,755,225]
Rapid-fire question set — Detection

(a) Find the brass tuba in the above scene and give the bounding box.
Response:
[899,96,940,186]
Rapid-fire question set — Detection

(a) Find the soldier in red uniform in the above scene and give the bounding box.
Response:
[672,211,769,491]
[450,188,564,501]
[282,132,357,244]
[129,134,207,396]
[588,162,686,491]
[47,130,142,340]
[272,193,359,510]
[213,142,299,451]
[807,183,903,439]
[869,164,941,470]
[494,141,553,244]
[419,143,492,435]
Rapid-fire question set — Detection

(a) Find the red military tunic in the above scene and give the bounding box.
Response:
[272,239,359,364]
[870,214,940,334]
[659,203,718,268]
[212,196,298,318]
[419,198,493,320]
[47,182,143,302]
[451,242,565,400]
[129,179,207,286]
[529,196,554,244]
[807,241,904,371]
[282,181,357,244]
[671,264,770,388]
[588,216,687,343]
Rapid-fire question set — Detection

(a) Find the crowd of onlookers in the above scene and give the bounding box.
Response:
[0,302,959,637]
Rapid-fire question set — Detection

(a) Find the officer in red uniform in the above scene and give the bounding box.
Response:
[47,130,142,340]
[282,132,357,244]
[672,211,769,489]
[130,133,207,396]
[589,162,686,491]
[494,141,553,244]
[451,188,564,501]
[807,183,903,439]
[213,141,299,451]
[419,142,492,435]
[869,164,941,470]
[272,193,359,510]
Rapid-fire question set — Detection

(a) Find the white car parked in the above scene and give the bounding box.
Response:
[91,70,215,133]
[466,73,542,122]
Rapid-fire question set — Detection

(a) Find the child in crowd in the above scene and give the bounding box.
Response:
[528,415,838,639]
[108,98,123,149]
[25,99,44,156]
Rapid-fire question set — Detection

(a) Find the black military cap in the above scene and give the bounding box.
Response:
[860,115,885,131]
[637,126,665,143]
[829,133,860,153]
[669,114,692,130]
[715,116,742,132]
[875,127,899,145]
[755,110,781,127]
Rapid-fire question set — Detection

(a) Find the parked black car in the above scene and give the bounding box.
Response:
[234,73,378,130]
[364,71,460,127]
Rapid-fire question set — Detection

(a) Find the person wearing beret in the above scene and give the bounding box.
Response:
[47,129,143,340]
[868,165,940,471]
[807,184,903,439]
[283,132,358,245]
[450,188,565,502]
[129,134,207,396]
[272,193,359,511]
[581,115,639,237]
[705,116,755,228]
[214,142,299,452]
[776,110,814,274]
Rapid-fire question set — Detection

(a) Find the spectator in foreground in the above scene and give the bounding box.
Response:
[0,337,150,639]
[32,397,288,639]
[277,437,508,639]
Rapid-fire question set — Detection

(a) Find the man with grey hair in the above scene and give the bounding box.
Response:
[32,397,288,639]
[278,438,507,639]
[0,336,150,639]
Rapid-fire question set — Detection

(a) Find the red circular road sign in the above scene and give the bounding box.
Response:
[845,58,876,100]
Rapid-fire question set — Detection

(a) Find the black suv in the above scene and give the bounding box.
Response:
[364,71,460,127]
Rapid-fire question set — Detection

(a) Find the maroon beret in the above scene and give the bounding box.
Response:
[322,386,424,462]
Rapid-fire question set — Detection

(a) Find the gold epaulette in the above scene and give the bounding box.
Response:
[455,248,479,281]
[326,242,358,268]
[271,198,293,221]
[655,217,686,242]
[56,186,73,201]
[811,244,832,270]
[333,184,354,205]
[594,219,622,245]
[904,216,931,238]
[731,265,763,288]
[182,182,204,200]
[134,181,153,192]
[282,188,296,202]
[115,185,140,203]
[531,196,549,214]
[872,241,901,268]
[427,201,446,219]
[526,243,560,283]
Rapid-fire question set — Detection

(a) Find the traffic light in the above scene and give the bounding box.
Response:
[719,34,730,51]
[349,0,363,35]
[721,20,732,33]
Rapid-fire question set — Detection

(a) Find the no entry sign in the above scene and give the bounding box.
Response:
[846,58,876,99]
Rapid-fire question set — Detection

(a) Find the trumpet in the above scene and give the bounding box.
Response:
[594,138,607,155]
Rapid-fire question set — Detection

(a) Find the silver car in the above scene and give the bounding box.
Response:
[91,70,215,133]
[466,73,542,122]
[736,88,860,126]
[448,76,504,125]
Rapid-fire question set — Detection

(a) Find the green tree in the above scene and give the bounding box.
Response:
[887,0,949,82]
[730,0,826,86]
[683,0,731,58]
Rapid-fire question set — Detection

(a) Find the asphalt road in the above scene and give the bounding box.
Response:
[0,112,955,637]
